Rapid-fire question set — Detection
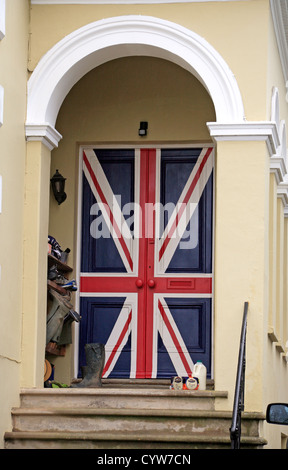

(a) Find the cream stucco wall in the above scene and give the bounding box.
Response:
[264,8,288,449]
[214,140,270,412]
[22,141,51,388]
[0,0,29,449]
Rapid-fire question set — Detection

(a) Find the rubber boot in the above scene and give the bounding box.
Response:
[72,343,105,388]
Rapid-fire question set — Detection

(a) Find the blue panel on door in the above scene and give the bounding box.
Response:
[78,296,131,378]
[81,174,126,272]
[96,149,134,210]
[157,297,211,378]
[160,149,202,209]
[160,149,213,273]
[167,174,213,273]
[81,149,135,273]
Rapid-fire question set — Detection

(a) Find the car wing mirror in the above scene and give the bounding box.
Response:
[266,403,288,425]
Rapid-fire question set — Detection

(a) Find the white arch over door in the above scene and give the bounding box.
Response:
[25,15,245,147]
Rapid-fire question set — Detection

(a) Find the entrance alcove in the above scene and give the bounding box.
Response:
[24,16,246,388]
[48,55,216,383]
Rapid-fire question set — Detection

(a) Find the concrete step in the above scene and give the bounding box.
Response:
[18,387,227,411]
[10,406,264,437]
[4,430,267,450]
[4,386,267,449]
[100,378,215,389]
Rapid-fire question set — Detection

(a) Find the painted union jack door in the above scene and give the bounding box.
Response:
[79,147,213,379]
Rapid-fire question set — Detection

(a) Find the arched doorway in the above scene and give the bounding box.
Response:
[51,55,216,380]
[26,15,245,135]
[24,16,245,386]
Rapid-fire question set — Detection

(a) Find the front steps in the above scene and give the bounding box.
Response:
[4,384,267,449]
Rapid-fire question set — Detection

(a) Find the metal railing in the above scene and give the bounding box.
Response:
[230,301,249,449]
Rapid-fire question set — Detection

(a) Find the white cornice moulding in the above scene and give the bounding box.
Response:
[277,182,288,208]
[271,157,288,185]
[207,121,280,156]
[0,0,5,41]
[269,88,288,184]
[25,124,62,150]
[207,119,288,214]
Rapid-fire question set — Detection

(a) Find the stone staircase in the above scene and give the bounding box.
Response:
[4,380,267,449]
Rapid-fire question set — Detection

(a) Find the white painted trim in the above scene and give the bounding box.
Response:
[77,143,215,150]
[271,87,280,134]
[26,15,245,148]
[271,121,288,184]
[267,87,288,214]
[268,87,288,191]
[73,145,84,378]
[277,182,288,207]
[207,121,280,156]
[25,124,62,150]
[0,0,5,41]
[0,85,3,127]
[271,157,288,186]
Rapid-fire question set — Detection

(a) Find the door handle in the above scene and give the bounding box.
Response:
[148,279,155,288]
[136,279,143,288]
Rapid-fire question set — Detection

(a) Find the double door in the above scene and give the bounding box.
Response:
[79,147,213,378]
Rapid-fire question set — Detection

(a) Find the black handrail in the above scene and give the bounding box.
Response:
[230,301,249,449]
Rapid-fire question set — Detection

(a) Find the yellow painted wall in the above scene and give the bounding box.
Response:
[0,0,29,448]
[22,141,51,388]
[214,140,270,412]
[264,9,288,449]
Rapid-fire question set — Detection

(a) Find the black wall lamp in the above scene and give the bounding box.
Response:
[50,169,67,205]
[139,121,148,137]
